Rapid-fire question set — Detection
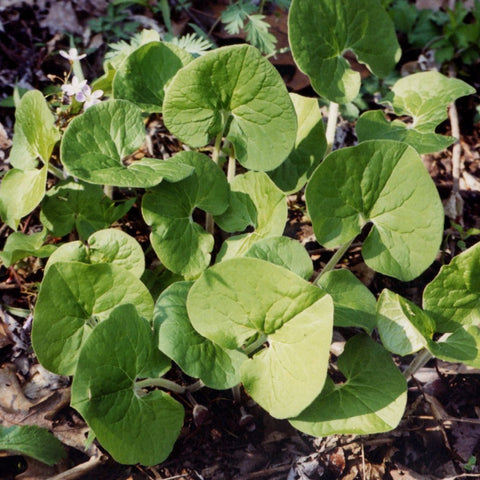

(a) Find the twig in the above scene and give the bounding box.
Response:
[49,453,106,480]
[232,463,292,479]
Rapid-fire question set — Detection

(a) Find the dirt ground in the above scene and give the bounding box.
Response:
[1,1,480,479]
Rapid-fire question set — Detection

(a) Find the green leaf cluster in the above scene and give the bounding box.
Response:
[1,0,478,468]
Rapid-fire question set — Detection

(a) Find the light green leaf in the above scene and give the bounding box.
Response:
[0,230,56,268]
[378,289,480,366]
[32,262,154,375]
[306,141,444,281]
[423,242,480,332]
[357,72,475,153]
[290,335,407,435]
[377,289,435,355]
[61,99,194,187]
[142,151,229,279]
[0,165,48,230]
[318,269,377,333]
[187,258,334,418]
[0,425,65,466]
[163,44,297,171]
[288,0,400,103]
[45,229,145,278]
[244,236,313,280]
[9,90,60,169]
[215,171,287,260]
[113,41,192,112]
[155,282,246,389]
[71,305,183,466]
[268,94,327,194]
[40,179,134,240]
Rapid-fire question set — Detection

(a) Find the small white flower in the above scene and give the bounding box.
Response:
[82,87,104,110]
[61,76,88,97]
[59,48,87,62]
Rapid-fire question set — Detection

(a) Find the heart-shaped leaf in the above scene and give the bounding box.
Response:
[9,90,60,169]
[45,229,145,278]
[215,171,287,261]
[32,262,154,375]
[61,99,194,187]
[113,41,192,112]
[0,165,48,230]
[356,72,475,153]
[187,258,333,418]
[423,242,480,332]
[306,140,444,281]
[268,94,327,194]
[142,151,229,279]
[378,289,480,366]
[155,282,246,389]
[0,425,65,466]
[290,335,407,435]
[244,236,313,280]
[40,179,134,240]
[163,44,297,171]
[317,269,377,333]
[289,0,400,103]
[71,305,183,466]
[0,230,56,268]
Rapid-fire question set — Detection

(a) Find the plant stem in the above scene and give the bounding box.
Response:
[227,148,236,182]
[243,334,268,356]
[206,129,225,233]
[314,238,354,285]
[403,349,433,381]
[325,101,340,155]
[135,378,204,394]
[103,185,114,200]
[48,164,65,180]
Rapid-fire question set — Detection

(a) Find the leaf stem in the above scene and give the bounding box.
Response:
[243,334,268,356]
[48,164,65,180]
[104,185,114,200]
[206,129,226,233]
[325,101,339,155]
[227,147,236,182]
[403,349,433,381]
[135,378,204,394]
[314,239,354,285]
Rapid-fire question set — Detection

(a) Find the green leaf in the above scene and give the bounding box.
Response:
[40,179,134,240]
[377,289,435,355]
[423,242,480,332]
[305,141,444,281]
[0,165,48,230]
[113,41,192,112]
[0,425,65,466]
[317,269,377,333]
[356,72,475,153]
[32,262,154,375]
[244,236,313,280]
[244,14,277,55]
[45,229,145,278]
[0,231,56,268]
[71,305,183,466]
[289,0,400,103]
[215,171,287,261]
[268,94,327,194]
[378,289,480,366]
[142,151,229,279]
[163,44,297,171]
[155,282,246,389]
[290,335,407,435]
[9,90,60,169]
[187,258,334,418]
[61,99,194,187]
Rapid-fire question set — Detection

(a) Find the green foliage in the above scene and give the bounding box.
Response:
[2,0,479,466]
[0,425,65,466]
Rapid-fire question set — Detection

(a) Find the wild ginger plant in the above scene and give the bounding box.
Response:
[0,0,478,467]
